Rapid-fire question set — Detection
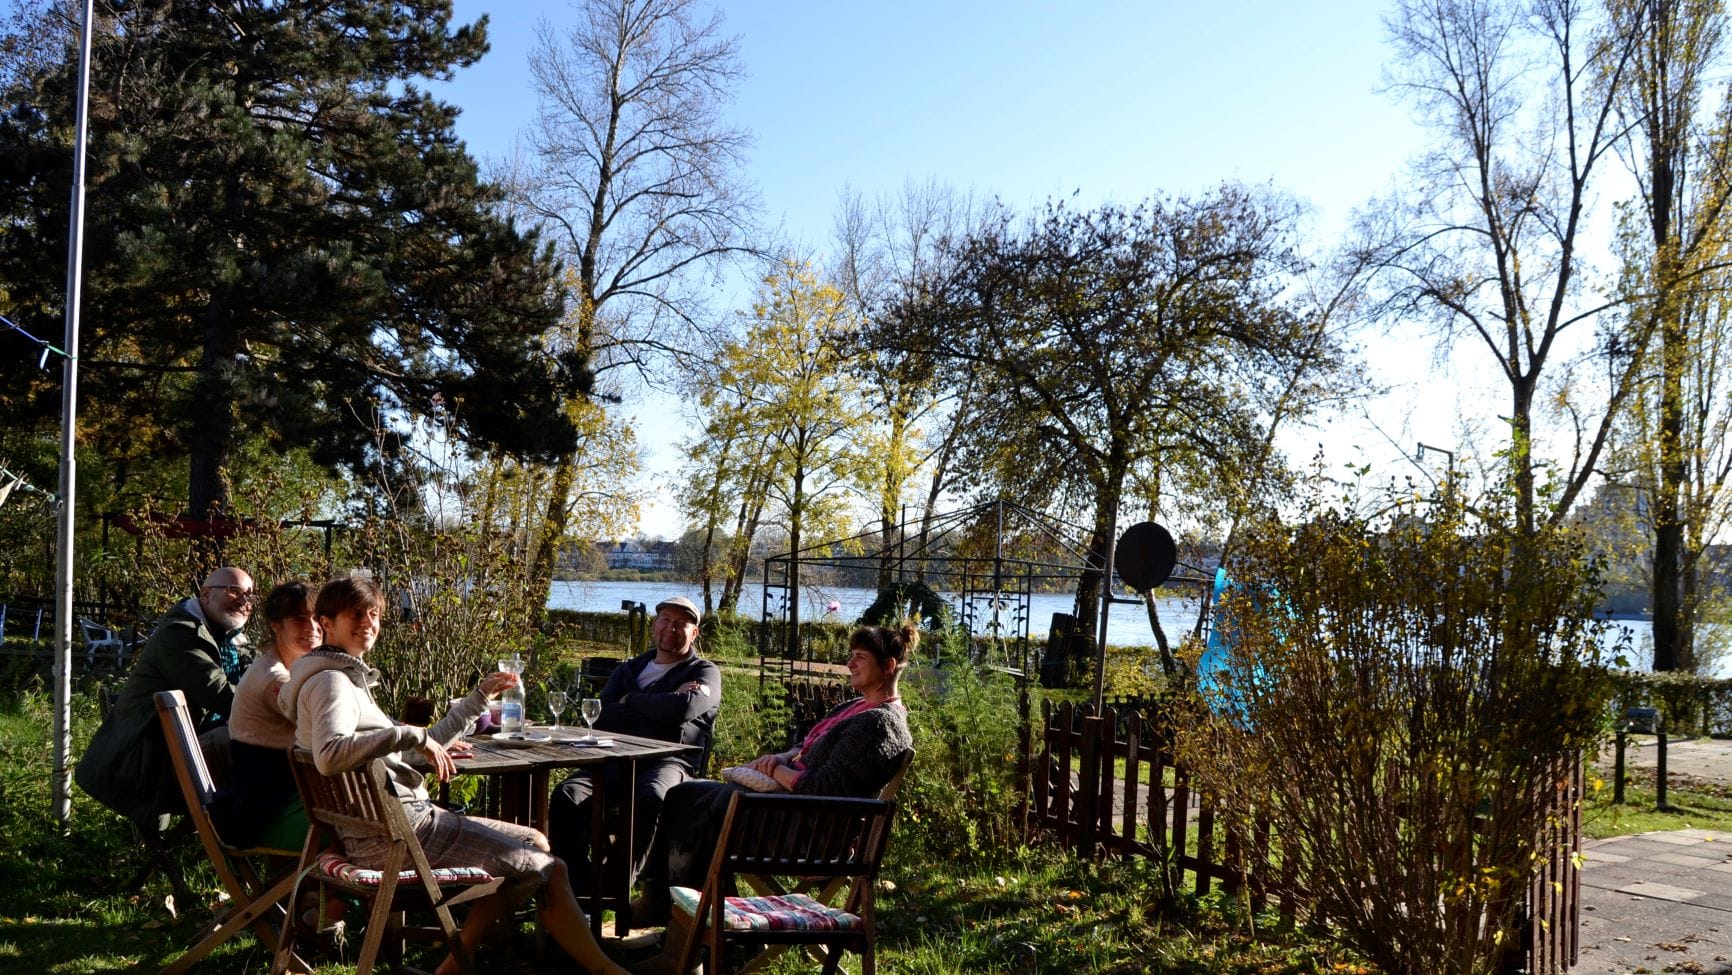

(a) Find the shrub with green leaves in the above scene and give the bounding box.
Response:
[1178,494,1615,975]
[899,654,1023,862]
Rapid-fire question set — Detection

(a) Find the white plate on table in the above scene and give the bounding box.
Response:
[490,732,552,748]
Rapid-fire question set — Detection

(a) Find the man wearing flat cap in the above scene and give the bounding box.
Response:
[549,595,721,892]
[76,567,257,828]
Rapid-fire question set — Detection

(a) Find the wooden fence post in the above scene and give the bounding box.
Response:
[1122,710,1142,853]
[1016,688,1031,837]
[1075,712,1101,859]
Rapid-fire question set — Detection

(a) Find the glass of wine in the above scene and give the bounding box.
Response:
[580,697,602,741]
[547,690,567,730]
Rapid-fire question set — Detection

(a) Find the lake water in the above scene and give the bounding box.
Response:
[548,579,1203,648]
[550,579,1678,670]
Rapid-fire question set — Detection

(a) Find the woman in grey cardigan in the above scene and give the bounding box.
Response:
[282,576,629,975]
[632,621,917,924]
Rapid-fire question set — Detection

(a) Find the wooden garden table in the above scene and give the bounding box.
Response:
[449,727,693,937]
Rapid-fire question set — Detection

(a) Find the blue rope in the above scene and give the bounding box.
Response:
[0,312,72,364]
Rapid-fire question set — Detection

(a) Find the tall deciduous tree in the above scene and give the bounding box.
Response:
[830,180,995,589]
[514,0,759,609]
[1377,0,1645,537]
[678,370,773,617]
[687,261,865,637]
[1607,0,1732,672]
[882,191,1343,647]
[0,0,578,518]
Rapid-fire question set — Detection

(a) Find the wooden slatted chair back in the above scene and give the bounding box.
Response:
[152,690,299,975]
[672,793,896,975]
[273,749,504,975]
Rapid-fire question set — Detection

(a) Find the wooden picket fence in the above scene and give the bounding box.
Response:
[1018,695,1581,974]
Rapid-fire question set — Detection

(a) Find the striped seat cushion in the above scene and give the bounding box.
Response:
[671,885,862,932]
[315,851,493,887]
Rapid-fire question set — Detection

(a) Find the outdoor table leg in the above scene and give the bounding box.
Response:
[611,756,639,939]
[588,767,609,938]
[531,769,551,834]
[498,773,535,826]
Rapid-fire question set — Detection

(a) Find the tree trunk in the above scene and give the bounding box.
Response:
[697,517,719,619]
[1680,529,1700,673]
[1647,63,1685,670]
[1075,462,1129,648]
[527,455,578,628]
[785,467,805,659]
[1653,329,1685,672]
[719,473,765,616]
[1073,516,1110,647]
[1143,588,1177,678]
[187,288,240,569]
[1510,378,1538,539]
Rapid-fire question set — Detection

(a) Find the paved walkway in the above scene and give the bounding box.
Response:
[1578,736,1732,973]
[1579,829,1732,973]
[1603,734,1732,785]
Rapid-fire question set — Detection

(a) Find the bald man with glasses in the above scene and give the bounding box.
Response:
[77,567,259,830]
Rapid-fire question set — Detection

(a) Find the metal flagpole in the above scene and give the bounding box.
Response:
[53,0,98,825]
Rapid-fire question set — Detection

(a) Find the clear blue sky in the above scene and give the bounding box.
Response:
[428,0,1445,537]
[437,1,1416,246]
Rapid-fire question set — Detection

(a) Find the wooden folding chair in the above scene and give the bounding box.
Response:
[732,750,913,972]
[272,749,506,975]
[668,793,896,975]
[152,690,302,975]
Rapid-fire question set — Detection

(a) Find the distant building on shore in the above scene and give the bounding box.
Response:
[598,539,676,571]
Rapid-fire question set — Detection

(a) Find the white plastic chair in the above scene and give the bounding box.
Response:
[79,617,127,671]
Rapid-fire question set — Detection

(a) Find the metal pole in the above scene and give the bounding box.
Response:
[1613,728,1626,805]
[53,0,98,825]
[1657,731,1670,811]
[1091,508,1118,711]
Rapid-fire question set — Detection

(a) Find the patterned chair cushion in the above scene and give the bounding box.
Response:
[720,764,786,793]
[315,851,493,887]
[670,885,862,932]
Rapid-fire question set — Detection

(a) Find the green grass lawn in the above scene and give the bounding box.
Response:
[1582,762,1732,838]
[15,682,1701,975]
[0,685,1368,975]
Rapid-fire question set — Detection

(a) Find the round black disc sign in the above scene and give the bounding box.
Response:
[1116,521,1176,591]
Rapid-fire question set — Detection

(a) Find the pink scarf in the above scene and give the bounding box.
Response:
[793,695,903,769]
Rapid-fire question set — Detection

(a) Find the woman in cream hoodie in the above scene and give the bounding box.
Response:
[281,576,628,975]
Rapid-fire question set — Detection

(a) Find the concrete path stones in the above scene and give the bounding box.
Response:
[1578,737,1732,973]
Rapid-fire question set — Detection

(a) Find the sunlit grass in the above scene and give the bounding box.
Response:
[11,681,1710,975]
[1583,762,1732,838]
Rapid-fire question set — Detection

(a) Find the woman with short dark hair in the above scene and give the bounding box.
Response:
[282,576,628,975]
[210,579,321,849]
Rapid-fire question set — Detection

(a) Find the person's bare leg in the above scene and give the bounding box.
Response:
[537,860,631,975]
[431,892,513,975]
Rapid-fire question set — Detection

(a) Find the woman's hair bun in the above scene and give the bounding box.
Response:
[897,619,920,654]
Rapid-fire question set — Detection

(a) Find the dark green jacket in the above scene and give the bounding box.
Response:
[74,599,247,822]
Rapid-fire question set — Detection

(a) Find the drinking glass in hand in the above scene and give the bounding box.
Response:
[580,697,602,741]
[548,690,567,729]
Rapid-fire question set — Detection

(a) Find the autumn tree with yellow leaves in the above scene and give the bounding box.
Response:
[681,261,868,628]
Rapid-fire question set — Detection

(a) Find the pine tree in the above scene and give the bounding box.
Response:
[0,0,583,517]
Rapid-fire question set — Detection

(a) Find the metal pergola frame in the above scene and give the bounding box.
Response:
[756,498,1104,689]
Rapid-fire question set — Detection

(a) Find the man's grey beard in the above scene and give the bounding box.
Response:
[207,606,250,635]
